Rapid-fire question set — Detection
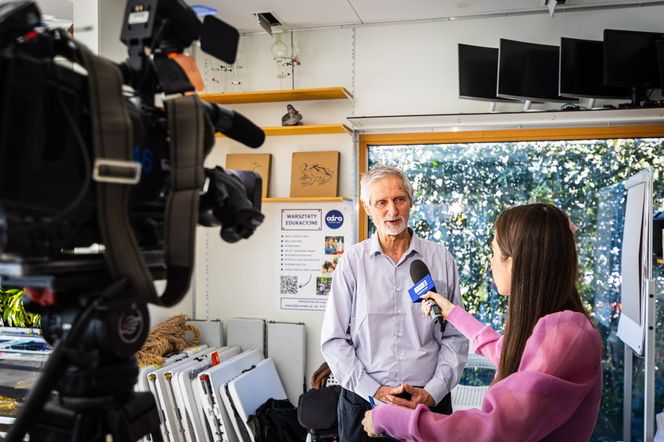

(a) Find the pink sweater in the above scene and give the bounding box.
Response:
[372,308,602,442]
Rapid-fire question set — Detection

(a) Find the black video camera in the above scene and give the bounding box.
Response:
[1,1,268,440]
[0,0,265,305]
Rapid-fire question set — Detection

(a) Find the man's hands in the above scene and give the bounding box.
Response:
[375,384,434,409]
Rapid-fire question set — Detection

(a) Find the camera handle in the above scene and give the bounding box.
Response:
[78,40,205,308]
[6,279,162,442]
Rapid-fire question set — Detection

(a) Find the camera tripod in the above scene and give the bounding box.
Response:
[5,280,163,442]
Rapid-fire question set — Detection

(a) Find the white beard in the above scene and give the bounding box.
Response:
[379,218,407,236]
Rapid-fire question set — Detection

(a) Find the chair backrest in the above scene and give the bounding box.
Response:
[451,385,491,411]
[467,353,496,370]
[451,353,496,410]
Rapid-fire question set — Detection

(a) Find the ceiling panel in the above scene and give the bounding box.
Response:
[34,0,664,33]
[348,0,664,24]
[194,0,361,33]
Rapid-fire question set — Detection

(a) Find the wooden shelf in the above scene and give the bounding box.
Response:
[216,124,351,137]
[263,197,351,203]
[201,87,353,104]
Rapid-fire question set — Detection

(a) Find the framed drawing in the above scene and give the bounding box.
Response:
[290,151,340,198]
[225,153,272,198]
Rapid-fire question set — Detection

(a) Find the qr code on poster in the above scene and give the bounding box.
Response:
[280,276,298,294]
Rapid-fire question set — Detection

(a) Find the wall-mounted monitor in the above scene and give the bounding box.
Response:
[603,29,663,89]
[559,37,631,100]
[497,38,577,104]
[458,44,512,103]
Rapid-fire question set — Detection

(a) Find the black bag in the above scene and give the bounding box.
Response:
[297,385,342,430]
[251,397,308,442]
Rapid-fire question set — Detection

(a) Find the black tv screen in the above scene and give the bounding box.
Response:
[603,29,663,88]
[498,38,576,103]
[458,44,509,102]
[560,37,630,99]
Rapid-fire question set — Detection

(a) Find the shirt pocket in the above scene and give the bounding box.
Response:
[432,278,449,300]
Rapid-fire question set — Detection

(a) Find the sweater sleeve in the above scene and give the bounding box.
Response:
[446,306,503,366]
[372,312,602,442]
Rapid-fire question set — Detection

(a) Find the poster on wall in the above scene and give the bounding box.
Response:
[277,202,353,311]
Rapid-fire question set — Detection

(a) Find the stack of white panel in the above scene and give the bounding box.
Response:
[195,349,264,442]
[146,347,221,442]
[172,346,241,442]
[225,358,288,442]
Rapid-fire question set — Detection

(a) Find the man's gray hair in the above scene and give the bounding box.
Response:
[360,165,414,207]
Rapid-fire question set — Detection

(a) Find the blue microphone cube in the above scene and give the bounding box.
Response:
[408,274,435,303]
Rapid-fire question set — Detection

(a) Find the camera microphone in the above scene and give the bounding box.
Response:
[408,259,446,333]
[202,101,265,148]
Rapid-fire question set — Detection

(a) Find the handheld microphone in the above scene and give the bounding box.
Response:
[408,259,446,333]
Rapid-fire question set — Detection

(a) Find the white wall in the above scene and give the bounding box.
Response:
[354,8,664,115]
[195,4,664,385]
[73,0,126,61]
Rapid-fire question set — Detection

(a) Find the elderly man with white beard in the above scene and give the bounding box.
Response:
[321,165,468,442]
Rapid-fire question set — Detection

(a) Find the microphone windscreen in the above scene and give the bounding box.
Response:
[409,259,430,283]
[409,259,437,293]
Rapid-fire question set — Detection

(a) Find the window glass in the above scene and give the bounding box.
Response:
[368,137,664,441]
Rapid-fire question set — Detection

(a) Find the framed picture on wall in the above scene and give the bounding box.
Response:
[290,151,340,198]
[225,153,272,198]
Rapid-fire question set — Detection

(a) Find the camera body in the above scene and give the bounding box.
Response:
[0,0,265,303]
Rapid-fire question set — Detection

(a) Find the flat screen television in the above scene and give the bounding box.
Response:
[458,44,511,103]
[497,38,577,104]
[559,37,630,100]
[603,29,663,89]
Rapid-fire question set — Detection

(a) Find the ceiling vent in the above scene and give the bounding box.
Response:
[255,12,283,34]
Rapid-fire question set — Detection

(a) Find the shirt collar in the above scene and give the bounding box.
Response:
[369,228,423,260]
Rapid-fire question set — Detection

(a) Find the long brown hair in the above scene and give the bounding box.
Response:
[493,203,589,383]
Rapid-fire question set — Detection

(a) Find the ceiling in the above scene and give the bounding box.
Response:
[204,0,664,33]
[34,0,664,33]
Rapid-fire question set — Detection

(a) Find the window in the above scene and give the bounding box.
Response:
[362,127,664,441]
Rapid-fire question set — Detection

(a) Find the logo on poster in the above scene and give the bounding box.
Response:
[325,210,344,229]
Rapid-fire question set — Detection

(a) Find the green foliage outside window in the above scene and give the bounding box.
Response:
[0,288,40,328]
[368,137,664,441]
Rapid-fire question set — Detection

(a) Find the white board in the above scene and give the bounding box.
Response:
[226,318,266,356]
[267,321,305,405]
[226,358,287,442]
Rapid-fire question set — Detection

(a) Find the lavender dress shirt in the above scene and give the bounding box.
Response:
[320,231,468,404]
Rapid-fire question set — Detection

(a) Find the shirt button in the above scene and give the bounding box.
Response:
[397,332,402,336]
[396,310,401,314]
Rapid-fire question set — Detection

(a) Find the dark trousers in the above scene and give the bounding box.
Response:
[337,387,452,442]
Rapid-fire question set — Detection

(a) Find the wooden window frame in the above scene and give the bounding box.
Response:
[358,125,664,241]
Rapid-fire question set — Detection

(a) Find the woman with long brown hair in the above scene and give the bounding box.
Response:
[362,203,602,441]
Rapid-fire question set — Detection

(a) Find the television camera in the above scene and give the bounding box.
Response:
[0,0,266,440]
